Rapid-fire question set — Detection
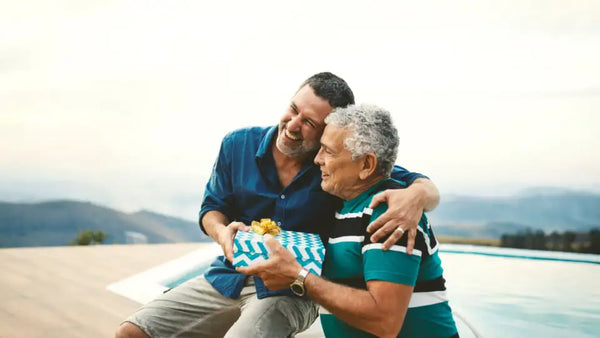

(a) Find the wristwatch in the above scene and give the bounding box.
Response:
[290,268,309,296]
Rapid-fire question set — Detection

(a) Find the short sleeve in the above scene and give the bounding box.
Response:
[361,204,421,286]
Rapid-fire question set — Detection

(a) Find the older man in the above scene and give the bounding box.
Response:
[238,104,458,337]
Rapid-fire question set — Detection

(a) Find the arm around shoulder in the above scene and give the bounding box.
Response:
[411,177,440,212]
[390,166,440,212]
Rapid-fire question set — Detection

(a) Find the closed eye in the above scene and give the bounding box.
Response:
[320,145,333,154]
[290,104,299,115]
[304,119,316,128]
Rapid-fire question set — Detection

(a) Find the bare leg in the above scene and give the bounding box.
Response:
[115,322,149,338]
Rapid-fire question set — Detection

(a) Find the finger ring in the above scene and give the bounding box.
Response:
[395,226,404,233]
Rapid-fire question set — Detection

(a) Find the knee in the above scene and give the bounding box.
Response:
[115,322,149,338]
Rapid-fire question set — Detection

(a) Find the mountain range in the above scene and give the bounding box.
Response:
[0,187,598,247]
[429,187,600,238]
[0,200,210,248]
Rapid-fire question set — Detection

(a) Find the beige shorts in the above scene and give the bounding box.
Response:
[125,275,318,338]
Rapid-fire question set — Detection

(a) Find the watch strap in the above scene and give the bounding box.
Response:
[296,267,309,283]
[290,268,309,296]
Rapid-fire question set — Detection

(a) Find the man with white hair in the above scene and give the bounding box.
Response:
[239,104,457,337]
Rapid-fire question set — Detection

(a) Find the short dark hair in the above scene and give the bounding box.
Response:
[299,72,355,108]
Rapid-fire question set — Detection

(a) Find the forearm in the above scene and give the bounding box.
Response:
[305,274,403,337]
[411,178,440,212]
[202,210,231,242]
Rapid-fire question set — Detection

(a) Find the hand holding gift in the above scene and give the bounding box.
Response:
[236,234,304,290]
[232,219,325,278]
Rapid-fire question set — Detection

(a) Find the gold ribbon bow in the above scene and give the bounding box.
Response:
[251,218,282,236]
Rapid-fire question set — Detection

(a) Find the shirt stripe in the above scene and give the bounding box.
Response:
[361,243,422,257]
[320,290,448,312]
[417,222,439,255]
[329,236,365,244]
[334,207,373,219]
[408,290,448,308]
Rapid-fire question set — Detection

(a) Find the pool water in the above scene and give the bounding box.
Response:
[163,245,600,337]
[440,249,600,337]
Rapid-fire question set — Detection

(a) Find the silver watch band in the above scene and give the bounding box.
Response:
[297,268,309,282]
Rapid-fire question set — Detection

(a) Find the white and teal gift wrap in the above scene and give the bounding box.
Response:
[232,229,325,275]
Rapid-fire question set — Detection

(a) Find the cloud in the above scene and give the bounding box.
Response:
[1,0,599,213]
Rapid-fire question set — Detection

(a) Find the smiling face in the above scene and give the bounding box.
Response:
[314,124,367,200]
[275,85,333,158]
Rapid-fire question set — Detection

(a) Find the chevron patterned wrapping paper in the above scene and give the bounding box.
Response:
[232,229,325,275]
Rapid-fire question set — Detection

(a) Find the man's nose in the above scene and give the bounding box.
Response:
[314,148,323,165]
[287,114,302,131]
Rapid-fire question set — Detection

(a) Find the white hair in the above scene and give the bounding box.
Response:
[324,103,399,176]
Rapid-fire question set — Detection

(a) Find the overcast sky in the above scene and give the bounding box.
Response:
[2,0,599,220]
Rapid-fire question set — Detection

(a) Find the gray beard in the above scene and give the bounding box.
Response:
[276,136,317,158]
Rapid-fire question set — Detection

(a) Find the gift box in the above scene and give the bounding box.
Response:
[232,229,325,275]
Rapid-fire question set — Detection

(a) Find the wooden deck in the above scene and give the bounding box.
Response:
[0,243,206,337]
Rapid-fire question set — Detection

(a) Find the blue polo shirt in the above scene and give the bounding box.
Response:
[199,126,426,299]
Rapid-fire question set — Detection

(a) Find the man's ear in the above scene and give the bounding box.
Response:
[359,153,378,180]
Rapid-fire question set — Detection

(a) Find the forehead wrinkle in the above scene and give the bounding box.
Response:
[323,127,348,152]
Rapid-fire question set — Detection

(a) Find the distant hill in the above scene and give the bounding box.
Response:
[2,187,599,246]
[429,188,600,238]
[0,200,211,248]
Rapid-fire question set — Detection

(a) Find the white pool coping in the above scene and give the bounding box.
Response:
[440,243,600,264]
[106,243,222,304]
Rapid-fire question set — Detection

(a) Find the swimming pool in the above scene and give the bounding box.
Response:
[440,247,599,337]
[107,243,600,337]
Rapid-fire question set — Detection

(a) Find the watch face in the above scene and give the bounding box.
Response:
[291,283,305,296]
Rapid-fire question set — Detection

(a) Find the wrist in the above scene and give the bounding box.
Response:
[214,224,230,243]
[290,267,309,296]
[412,178,439,212]
[303,271,315,296]
[409,181,427,203]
